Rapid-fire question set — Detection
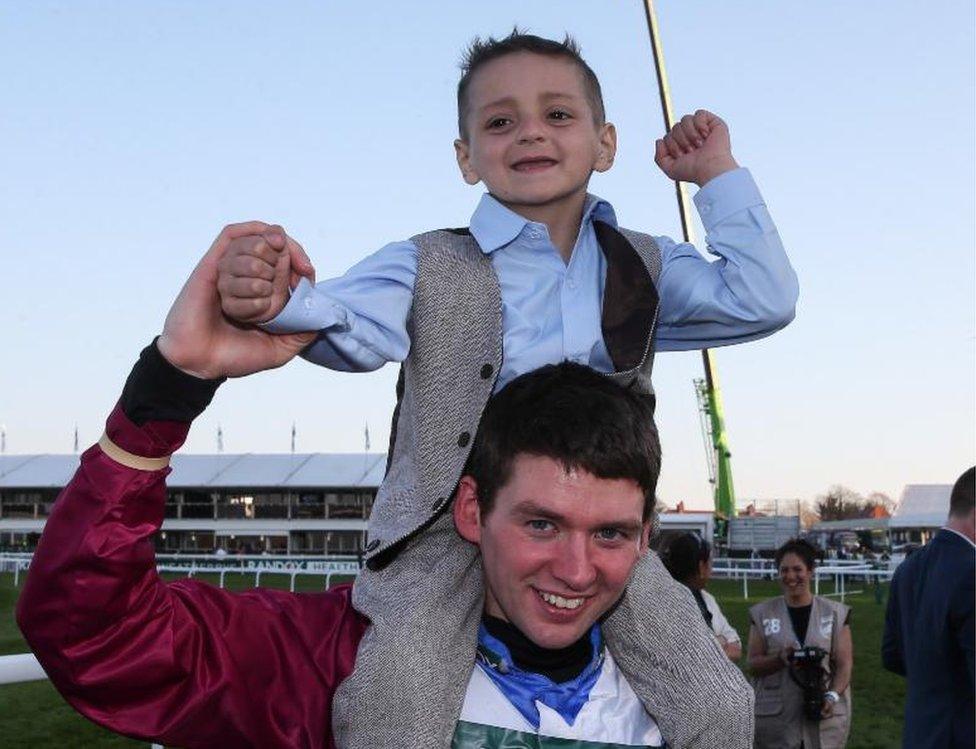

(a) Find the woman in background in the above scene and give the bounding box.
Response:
[747,538,853,748]
[662,532,741,660]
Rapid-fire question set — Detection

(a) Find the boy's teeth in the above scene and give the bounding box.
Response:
[538,591,583,610]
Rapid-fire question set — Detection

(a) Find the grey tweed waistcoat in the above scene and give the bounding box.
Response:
[365,221,662,569]
[333,223,754,749]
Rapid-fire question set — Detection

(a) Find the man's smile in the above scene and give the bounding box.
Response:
[535,587,588,612]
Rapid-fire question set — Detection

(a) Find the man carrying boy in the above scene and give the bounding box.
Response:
[22,233,726,746]
[217,32,796,749]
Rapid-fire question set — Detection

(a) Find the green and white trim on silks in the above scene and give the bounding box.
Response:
[452,650,666,748]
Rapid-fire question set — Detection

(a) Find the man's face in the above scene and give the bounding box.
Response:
[454,52,616,218]
[454,454,648,650]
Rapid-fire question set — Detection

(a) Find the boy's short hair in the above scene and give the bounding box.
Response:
[457,29,606,140]
[463,362,660,522]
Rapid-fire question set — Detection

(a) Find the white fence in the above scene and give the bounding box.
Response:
[1,551,362,589]
[710,556,894,601]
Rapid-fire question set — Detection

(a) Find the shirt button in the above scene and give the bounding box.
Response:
[701,203,712,214]
[567,277,577,290]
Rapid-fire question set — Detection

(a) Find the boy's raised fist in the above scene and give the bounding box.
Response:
[654,109,738,187]
[217,227,315,324]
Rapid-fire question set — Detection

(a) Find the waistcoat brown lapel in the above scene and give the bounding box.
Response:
[594,220,660,373]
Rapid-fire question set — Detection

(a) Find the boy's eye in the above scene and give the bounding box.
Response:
[548,109,572,121]
[487,117,511,129]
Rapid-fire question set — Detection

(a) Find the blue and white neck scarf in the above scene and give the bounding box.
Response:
[475,623,605,730]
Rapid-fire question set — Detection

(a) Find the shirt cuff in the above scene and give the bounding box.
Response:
[259,277,348,334]
[693,167,764,231]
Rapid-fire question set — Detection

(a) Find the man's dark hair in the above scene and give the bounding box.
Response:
[457,29,606,140]
[662,532,712,585]
[774,538,820,571]
[949,466,976,518]
[463,362,659,522]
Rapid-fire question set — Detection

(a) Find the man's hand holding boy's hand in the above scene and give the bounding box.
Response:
[655,109,738,187]
[217,228,316,324]
[158,222,318,380]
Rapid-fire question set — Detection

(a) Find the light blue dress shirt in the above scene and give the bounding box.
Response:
[264,168,797,392]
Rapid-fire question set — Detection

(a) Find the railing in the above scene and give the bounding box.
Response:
[156,563,359,591]
[710,556,894,601]
[0,551,363,588]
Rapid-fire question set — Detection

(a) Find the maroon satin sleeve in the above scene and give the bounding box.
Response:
[16,404,368,749]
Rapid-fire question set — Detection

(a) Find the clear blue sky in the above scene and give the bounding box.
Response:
[2,1,973,509]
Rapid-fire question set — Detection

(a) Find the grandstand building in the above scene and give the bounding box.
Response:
[0,453,385,555]
[889,483,952,546]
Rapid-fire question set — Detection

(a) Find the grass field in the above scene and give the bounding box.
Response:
[1,571,905,747]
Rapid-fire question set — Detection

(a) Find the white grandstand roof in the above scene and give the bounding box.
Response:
[890,484,951,529]
[0,453,388,489]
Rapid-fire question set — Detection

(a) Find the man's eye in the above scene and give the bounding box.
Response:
[528,519,554,532]
[487,117,511,129]
[597,527,625,542]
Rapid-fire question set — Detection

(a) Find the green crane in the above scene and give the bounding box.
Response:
[641,0,737,520]
[693,352,736,518]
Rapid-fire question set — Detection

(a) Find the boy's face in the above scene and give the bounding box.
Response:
[453,454,648,650]
[454,52,616,218]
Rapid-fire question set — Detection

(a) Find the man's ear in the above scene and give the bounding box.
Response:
[454,139,481,185]
[638,519,652,555]
[453,475,483,545]
[593,122,617,173]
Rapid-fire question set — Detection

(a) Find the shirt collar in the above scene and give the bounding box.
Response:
[469,192,618,254]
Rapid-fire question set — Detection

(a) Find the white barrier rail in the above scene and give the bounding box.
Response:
[155,564,359,591]
[0,652,46,685]
[1,552,363,587]
[711,561,892,601]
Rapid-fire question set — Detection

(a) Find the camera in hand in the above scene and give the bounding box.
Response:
[787,646,829,720]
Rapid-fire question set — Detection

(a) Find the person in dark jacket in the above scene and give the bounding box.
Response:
[882,466,975,749]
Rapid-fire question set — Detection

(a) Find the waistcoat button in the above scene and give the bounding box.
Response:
[457,431,471,447]
[480,363,493,379]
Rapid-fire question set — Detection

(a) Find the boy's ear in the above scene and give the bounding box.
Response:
[454,139,481,185]
[593,122,617,173]
[453,475,483,545]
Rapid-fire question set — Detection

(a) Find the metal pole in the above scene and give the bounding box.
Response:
[641,0,695,241]
[641,0,736,517]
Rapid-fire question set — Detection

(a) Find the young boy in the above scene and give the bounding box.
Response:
[218,32,796,748]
